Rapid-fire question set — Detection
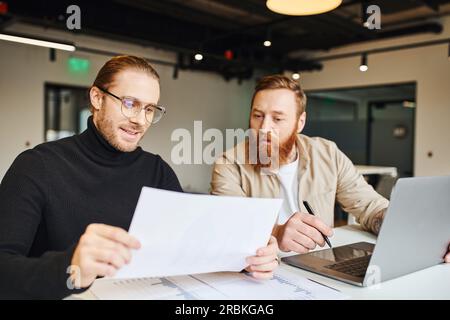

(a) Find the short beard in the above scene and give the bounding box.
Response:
[95,110,139,152]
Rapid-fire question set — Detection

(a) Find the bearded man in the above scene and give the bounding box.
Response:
[211,75,389,254]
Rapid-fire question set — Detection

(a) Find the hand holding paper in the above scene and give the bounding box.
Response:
[114,187,282,279]
[245,235,279,279]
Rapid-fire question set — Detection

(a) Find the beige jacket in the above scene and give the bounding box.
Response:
[210,134,389,234]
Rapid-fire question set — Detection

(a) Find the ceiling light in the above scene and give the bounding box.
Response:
[292,73,300,80]
[264,28,272,47]
[359,53,368,72]
[194,53,203,61]
[0,33,75,51]
[266,0,342,16]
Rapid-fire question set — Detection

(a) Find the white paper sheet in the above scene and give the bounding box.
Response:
[114,187,282,279]
[91,267,348,300]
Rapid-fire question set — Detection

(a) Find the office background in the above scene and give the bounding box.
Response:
[0,0,449,198]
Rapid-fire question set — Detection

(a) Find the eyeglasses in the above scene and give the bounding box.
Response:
[97,86,166,124]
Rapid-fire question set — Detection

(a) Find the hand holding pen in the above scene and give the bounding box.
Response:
[274,203,333,253]
[303,201,333,248]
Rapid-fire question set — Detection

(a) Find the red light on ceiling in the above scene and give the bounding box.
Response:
[0,2,8,14]
[224,50,233,60]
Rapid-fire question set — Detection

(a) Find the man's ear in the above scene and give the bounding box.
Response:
[297,111,306,134]
[89,86,103,111]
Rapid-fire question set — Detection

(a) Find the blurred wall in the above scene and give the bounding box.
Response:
[299,16,450,177]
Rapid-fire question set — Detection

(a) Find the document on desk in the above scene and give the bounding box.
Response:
[91,268,348,300]
[114,187,283,279]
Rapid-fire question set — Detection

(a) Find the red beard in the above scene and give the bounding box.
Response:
[249,128,298,170]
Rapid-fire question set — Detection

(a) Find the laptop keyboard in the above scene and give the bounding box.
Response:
[323,255,371,277]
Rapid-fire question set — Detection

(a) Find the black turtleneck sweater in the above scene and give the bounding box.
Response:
[0,117,182,299]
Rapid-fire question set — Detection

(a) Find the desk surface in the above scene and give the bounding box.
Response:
[355,165,398,177]
[70,225,450,300]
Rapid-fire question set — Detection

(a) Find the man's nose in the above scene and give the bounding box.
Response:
[261,117,273,131]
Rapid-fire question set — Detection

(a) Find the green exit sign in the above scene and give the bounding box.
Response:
[68,57,90,74]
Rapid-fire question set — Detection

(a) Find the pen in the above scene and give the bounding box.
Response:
[302,201,333,248]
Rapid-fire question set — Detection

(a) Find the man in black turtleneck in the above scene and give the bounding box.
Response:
[0,56,183,299]
[0,56,280,299]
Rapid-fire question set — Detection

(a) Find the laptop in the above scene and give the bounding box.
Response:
[281,175,450,286]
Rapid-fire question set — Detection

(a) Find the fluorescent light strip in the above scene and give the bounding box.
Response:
[0,33,75,51]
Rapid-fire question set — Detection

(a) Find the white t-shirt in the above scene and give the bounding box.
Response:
[276,158,300,225]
